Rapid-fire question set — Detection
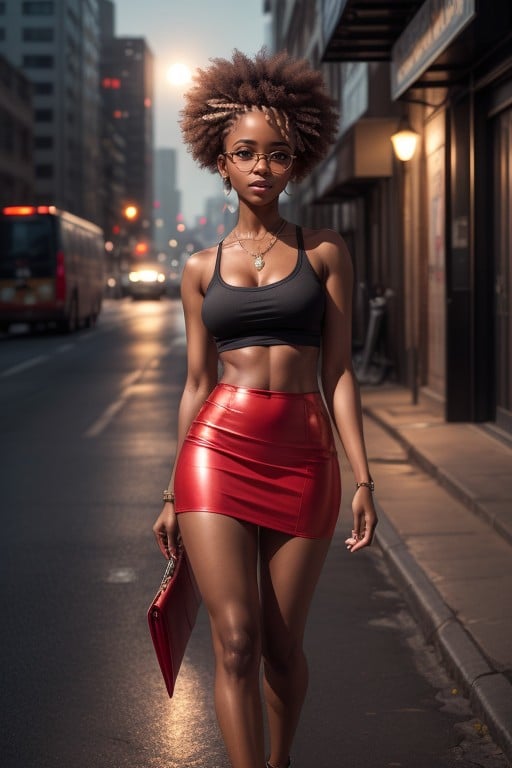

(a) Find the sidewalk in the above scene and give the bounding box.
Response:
[359,385,512,763]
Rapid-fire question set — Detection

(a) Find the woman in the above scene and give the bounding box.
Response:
[153,49,378,768]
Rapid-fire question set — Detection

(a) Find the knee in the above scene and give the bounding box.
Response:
[217,626,261,679]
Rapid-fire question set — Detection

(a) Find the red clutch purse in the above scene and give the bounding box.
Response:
[147,548,201,697]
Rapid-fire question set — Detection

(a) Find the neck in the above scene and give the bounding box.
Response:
[235,203,283,237]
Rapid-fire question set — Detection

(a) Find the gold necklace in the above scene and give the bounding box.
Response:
[235,219,287,271]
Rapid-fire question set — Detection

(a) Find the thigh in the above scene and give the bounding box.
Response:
[178,512,261,634]
[259,529,332,651]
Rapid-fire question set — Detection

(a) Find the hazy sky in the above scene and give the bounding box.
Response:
[115,0,268,223]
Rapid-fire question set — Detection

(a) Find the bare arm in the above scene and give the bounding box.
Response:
[152,252,218,558]
[319,231,378,553]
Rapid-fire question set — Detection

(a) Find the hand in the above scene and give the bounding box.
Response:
[152,503,180,560]
[345,487,378,553]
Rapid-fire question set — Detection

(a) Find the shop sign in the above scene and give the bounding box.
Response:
[391,0,476,99]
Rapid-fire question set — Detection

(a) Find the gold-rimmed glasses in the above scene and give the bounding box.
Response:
[223,149,295,174]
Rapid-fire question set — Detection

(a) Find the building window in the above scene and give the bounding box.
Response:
[0,28,5,41]
[36,164,53,178]
[33,81,53,95]
[34,135,53,149]
[34,108,53,122]
[23,55,54,68]
[22,2,54,14]
[23,27,54,42]
[0,2,5,13]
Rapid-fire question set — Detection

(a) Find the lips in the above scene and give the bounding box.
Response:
[249,181,272,188]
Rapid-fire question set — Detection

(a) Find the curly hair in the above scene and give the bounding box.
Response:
[180,49,339,182]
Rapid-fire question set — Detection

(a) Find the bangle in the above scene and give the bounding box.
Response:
[355,478,374,493]
[163,489,175,503]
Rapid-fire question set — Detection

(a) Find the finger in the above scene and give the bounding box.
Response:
[154,529,171,559]
[349,527,376,552]
[345,529,370,552]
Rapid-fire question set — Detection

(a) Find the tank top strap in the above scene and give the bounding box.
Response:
[214,240,223,276]
[295,225,305,253]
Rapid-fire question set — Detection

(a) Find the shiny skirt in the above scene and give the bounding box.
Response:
[174,383,341,539]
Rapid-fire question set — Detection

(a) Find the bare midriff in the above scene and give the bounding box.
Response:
[219,344,320,393]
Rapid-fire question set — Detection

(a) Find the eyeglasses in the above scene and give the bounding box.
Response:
[223,149,295,174]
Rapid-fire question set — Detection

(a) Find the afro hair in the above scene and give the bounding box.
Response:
[180,48,339,182]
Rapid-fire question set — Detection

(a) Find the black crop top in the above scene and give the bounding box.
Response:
[201,226,325,353]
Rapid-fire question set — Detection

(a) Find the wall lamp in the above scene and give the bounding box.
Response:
[391,117,420,161]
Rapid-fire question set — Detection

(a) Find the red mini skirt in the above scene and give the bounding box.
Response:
[174,383,341,539]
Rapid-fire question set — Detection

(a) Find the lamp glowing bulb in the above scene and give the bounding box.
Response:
[391,125,420,162]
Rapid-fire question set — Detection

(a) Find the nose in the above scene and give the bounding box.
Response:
[252,153,272,172]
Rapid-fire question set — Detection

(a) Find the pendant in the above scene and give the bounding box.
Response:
[253,254,265,271]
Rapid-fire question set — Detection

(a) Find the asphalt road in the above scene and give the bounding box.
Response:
[0,298,507,768]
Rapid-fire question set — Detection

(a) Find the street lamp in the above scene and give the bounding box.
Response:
[123,204,139,221]
[391,117,420,161]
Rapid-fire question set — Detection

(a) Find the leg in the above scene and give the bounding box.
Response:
[260,530,332,768]
[178,512,265,768]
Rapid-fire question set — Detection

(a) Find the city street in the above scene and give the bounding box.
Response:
[0,298,506,768]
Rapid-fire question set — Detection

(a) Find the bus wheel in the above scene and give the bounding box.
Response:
[86,297,101,328]
[61,296,78,333]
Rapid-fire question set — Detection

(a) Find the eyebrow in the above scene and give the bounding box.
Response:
[231,138,291,148]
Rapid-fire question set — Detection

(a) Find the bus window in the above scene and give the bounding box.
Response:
[0,216,56,278]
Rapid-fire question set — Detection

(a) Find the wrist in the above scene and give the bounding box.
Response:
[162,489,175,504]
[354,477,374,493]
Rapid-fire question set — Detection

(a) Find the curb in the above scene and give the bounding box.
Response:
[363,406,512,548]
[375,507,512,764]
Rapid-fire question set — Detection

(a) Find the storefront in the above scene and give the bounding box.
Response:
[391,0,512,426]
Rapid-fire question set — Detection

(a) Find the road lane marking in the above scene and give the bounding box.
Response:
[84,339,186,438]
[105,567,137,583]
[84,367,145,438]
[0,355,50,378]
[84,397,128,437]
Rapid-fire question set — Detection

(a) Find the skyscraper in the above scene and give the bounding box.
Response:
[0,0,101,224]
[153,148,180,254]
[0,53,34,205]
[100,34,154,240]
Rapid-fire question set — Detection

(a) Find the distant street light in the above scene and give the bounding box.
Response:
[124,204,139,220]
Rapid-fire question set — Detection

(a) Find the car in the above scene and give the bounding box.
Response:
[127,263,166,300]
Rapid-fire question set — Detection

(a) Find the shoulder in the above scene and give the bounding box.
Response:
[301,226,352,277]
[182,244,219,293]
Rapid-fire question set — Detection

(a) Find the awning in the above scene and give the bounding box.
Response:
[322,0,425,62]
[304,118,398,204]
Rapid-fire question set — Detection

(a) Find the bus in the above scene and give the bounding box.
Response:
[0,205,105,333]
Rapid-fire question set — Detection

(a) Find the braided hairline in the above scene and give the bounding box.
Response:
[201,102,320,155]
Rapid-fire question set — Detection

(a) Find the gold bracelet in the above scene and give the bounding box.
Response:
[163,489,175,503]
[355,478,375,492]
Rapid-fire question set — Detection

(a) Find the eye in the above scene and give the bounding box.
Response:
[233,149,255,160]
[270,151,290,164]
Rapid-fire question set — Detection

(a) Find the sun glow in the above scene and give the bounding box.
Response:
[166,62,192,87]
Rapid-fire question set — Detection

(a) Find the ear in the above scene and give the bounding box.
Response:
[217,154,228,177]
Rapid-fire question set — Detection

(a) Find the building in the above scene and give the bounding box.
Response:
[153,148,181,254]
[266,0,512,437]
[0,0,101,224]
[0,53,34,205]
[98,0,126,249]
[100,33,154,242]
